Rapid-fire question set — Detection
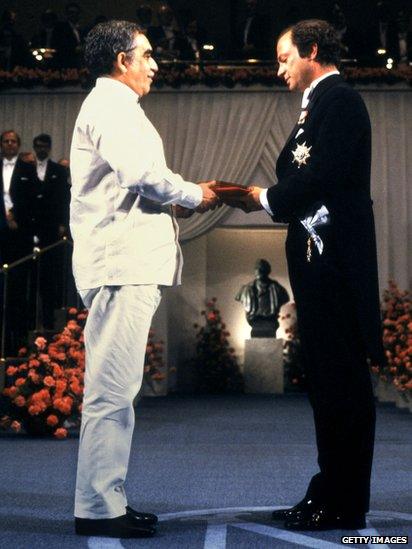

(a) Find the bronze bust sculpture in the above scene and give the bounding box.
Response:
[235,259,289,337]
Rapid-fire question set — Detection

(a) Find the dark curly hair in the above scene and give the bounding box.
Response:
[84,20,143,78]
[282,19,341,67]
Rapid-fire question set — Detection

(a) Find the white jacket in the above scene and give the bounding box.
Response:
[70,77,202,290]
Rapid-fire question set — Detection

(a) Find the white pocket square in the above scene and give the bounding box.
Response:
[295,128,304,139]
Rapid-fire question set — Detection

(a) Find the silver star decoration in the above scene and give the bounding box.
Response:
[292,141,312,168]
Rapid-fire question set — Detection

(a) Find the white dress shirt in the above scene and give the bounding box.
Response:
[2,155,18,212]
[260,70,340,216]
[36,158,48,181]
[70,77,202,290]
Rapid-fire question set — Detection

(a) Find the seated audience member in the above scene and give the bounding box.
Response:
[32,134,70,329]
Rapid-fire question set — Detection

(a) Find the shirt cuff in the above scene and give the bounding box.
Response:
[259,189,274,216]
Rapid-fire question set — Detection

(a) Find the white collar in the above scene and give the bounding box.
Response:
[37,158,48,165]
[96,77,141,102]
[301,70,340,109]
[3,155,18,166]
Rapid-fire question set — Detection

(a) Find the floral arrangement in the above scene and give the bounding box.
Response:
[0,65,411,90]
[192,298,243,393]
[376,281,412,394]
[0,308,86,438]
[143,329,170,394]
[281,304,306,391]
[0,309,168,437]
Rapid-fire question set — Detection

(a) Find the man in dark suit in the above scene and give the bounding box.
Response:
[0,130,38,353]
[233,0,273,59]
[234,20,383,530]
[32,133,70,329]
[54,2,84,68]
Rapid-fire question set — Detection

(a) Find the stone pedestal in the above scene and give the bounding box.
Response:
[244,338,284,394]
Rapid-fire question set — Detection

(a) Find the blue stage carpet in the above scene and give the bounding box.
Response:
[0,394,411,548]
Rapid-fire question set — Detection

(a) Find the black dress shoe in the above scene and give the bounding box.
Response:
[126,505,158,525]
[284,505,366,531]
[75,513,156,538]
[271,497,318,521]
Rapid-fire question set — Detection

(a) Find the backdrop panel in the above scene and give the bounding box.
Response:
[0,86,410,292]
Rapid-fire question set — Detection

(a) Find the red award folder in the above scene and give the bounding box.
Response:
[213,181,250,203]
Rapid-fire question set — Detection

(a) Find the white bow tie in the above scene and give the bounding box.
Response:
[4,160,15,167]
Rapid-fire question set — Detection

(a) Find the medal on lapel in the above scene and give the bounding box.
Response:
[292,141,312,168]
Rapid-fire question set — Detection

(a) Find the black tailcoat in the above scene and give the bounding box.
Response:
[33,159,70,329]
[0,158,38,352]
[34,159,70,245]
[267,75,383,367]
[266,75,382,513]
[0,158,38,261]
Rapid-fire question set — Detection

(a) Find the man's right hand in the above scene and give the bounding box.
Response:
[196,181,220,213]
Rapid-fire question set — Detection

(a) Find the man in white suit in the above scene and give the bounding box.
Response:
[70,20,218,539]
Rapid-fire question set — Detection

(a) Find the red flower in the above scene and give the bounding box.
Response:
[46,414,59,427]
[43,376,56,387]
[27,370,40,385]
[68,307,78,315]
[54,428,68,439]
[52,363,63,377]
[11,420,21,432]
[28,404,42,416]
[34,336,47,350]
[38,353,51,364]
[15,378,26,387]
[6,366,18,376]
[14,396,26,407]
[6,386,18,398]
[55,379,67,392]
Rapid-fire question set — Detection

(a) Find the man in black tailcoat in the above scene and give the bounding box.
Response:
[234,19,384,531]
[32,133,70,329]
[0,130,38,352]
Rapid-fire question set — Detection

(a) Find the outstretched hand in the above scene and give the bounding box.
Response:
[227,186,264,212]
[196,180,221,213]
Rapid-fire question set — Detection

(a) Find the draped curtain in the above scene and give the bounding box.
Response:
[0,86,410,289]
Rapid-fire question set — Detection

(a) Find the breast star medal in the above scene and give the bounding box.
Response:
[292,141,312,168]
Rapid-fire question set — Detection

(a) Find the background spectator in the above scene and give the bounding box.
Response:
[149,3,182,60]
[54,2,84,68]
[0,130,37,353]
[232,0,273,59]
[0,9,29,70]
[32,134,70,329]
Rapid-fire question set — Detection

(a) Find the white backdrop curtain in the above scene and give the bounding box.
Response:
[0,86,410,289]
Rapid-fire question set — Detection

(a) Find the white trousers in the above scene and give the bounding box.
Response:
[74,284,162,519]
